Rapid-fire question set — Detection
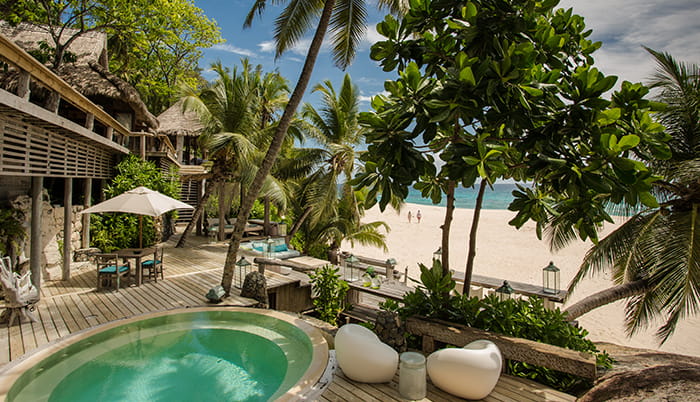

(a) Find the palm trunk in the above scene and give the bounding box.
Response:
[176,180,216,248]
[264,196,271,235]
[218,182,227,241]
[287,206,312,241]
[564,280,648,321]
[440,181,456,275]
[220,0,337,294]
[463,180,487,294]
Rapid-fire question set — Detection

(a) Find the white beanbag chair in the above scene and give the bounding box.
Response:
[335,324,399,383]
[427,340,502,400]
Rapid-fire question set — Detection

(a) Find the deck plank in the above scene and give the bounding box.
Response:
[0,235,575,402]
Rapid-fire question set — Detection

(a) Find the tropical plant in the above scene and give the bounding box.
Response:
[176,61,284,247]
[90,155,179,251]
[563,49,700,343]
[391,260,611,393]
[219,0,408,295]
[308,264,349,325]
[0,208,26,268]
[355,0,670,293]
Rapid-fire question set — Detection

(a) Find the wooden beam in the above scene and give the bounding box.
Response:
[30,176,43,290]
[81,178,92,249]
[16,70,30,100]
[140,134,146,159]
[84,113,94,131]
[63,178,72,280]
[0,33,132,138]
[405,316,597,380]
[176,134,184,163]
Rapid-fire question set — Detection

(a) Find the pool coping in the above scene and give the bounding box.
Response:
[0,306,329,401]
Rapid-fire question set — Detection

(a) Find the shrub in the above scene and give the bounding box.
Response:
[392,260,612,393]
[308,265,349,326]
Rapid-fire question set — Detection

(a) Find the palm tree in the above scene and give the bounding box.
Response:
[562,49,700,343]
[220,0,407,294]
[175,61,266,247]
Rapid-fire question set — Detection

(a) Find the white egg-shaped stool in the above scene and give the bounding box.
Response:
[335,323,399,383]
[427,340,502,400]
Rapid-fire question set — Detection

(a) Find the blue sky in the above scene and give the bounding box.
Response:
[194,0,699,110]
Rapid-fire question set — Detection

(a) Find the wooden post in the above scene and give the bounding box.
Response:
[218,182,225,242]
[63,178,72,280]
[84,113,95,131]
[17,70,30,100]
[106,127,113,142]
[45,91,60,113]
[30,176,43,289]
[176,134,184,163]
[140,134,146,159]
[196,179,204,236]
[82,178,92,249]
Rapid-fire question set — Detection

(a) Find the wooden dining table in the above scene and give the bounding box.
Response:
[113,247,156,286]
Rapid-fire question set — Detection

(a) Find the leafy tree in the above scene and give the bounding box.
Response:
[308,265,349,325]
[0,0,222,113]
[219,0,407,295]
[356,0,670,291]
[563,49,700,343]
[90,155,179,251]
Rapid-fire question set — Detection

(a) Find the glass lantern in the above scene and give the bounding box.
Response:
[495,280,514,301]
[235,257,252,288]
[542,261,560,294]
[344,254,359,281]
[433,247,442,263]
[265,237,275,259]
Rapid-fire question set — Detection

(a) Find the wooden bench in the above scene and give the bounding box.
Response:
[405,316,597,380]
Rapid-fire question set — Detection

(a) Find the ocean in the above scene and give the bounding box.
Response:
[405,183,519,210]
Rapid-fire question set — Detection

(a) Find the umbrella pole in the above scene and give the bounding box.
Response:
[139,215,143,248]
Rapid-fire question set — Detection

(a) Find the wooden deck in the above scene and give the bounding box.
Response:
[0,235,575,401]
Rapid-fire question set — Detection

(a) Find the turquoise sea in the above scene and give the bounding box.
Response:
[405,183,520,210]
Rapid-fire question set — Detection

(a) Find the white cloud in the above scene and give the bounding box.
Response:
[258,41,276,53]
[558,0,700,87]
[359,90,389,103]
[210,43,255,57]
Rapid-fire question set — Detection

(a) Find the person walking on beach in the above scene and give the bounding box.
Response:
[416,209,422,223]
[408,211,412,223]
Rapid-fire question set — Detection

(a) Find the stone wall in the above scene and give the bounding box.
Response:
[10,193,84,277]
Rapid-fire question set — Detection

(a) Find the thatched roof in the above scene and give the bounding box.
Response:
[156,99,204,137]
[0,21,157,131]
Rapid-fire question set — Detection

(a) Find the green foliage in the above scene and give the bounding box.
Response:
[357,0,670,247]
[308,265,349,326]
[396,280,612,392]
[0,208,26,257]
[90,155,179,251]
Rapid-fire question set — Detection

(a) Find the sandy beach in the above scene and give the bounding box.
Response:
[342,202,700,358]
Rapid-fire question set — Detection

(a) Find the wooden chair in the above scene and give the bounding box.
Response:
[0,257,39,326]
[141,246,164,282]
[95,254,130,291]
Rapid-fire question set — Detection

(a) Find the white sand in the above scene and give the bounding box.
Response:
[342,202,700,357]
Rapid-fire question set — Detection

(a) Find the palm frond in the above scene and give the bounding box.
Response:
[274,0,324,58]
[330,0,367,69]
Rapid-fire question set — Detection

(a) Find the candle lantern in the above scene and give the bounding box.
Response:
[265,237,275,259]
[495,280,514,301]
[235,257,252,288]
[433,247,442,263]
[542,261,560,294]
[344,254,360,281]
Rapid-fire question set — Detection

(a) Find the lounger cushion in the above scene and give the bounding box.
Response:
[141,259,161,267]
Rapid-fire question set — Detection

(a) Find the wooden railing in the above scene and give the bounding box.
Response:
[0,32,132,146]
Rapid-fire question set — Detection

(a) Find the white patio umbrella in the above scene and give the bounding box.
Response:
[81,186,193,247]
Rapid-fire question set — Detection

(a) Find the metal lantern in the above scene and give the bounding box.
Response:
[433,247,442,263]
[265,237,275,259]
[345,254,360,281]
[235,257,252,288]
[495,280,514,301]
[542,261,560,294]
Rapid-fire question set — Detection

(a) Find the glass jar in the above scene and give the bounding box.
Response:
[399,352,426,400]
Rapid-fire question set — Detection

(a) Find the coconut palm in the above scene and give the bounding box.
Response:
[563,49,700,343]
[176,61,272,247]
[220,0,407,293]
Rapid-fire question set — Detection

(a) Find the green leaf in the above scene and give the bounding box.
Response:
[459,66,476,86]
[617,134,640,150]
[597,108,621,125]
[520,85,543,97]
[638,191,659,208]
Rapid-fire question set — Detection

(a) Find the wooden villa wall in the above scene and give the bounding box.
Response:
[0,110,115,179]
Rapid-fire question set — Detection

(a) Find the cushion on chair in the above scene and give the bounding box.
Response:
[335,324,399,383]
[141,259,161,267]
[273,243,288,252]
[427,339,502,400]
[99,265,129,274]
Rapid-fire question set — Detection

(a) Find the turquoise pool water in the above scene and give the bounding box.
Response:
[5,310,317,401]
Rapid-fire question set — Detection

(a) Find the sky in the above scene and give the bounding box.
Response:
[194,0,700,110]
